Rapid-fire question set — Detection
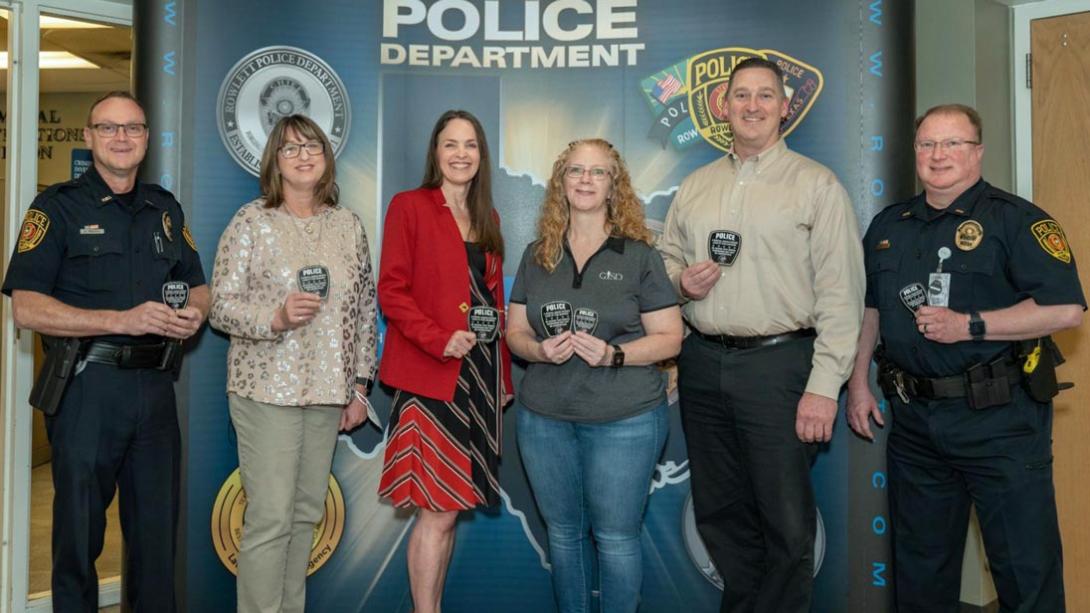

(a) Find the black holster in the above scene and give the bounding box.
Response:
[1019,337,1067,403]
[29,336,85,416]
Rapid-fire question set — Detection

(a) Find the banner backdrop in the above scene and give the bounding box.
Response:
[137,1,916,611]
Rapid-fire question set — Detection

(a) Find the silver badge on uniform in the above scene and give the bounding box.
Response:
[298,265,330,299]
[540,301,573,337]
[708,230,741,266]
[162,281,190,310]
[927,247,952,307]
[573,307,599,334]
[468,306,500,343]
[899,283,927,312]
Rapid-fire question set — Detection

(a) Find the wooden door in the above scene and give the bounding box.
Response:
[1031,11,1090,612]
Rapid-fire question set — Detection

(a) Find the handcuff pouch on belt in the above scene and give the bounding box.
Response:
[874,344,1016,410]
[1018,337,1067,403]
[29,335,86,416]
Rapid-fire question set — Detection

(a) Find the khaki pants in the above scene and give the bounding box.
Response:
[228,394,342,613]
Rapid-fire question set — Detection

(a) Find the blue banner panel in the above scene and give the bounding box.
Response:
[149,1,915,611]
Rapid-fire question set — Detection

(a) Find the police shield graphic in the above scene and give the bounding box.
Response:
[687,48,824,152]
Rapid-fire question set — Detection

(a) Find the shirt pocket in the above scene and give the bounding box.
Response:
[948,244,999,310]
[865,251,901,310]
[153,234,182,279]
[67,235,126,292]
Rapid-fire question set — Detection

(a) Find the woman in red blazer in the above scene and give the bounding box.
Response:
[377,109,512,613]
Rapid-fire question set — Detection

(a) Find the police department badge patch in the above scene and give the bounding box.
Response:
[1031,219,1072,264]
[217,46,350,176]
[955,220,983,251]
[17,209,50,253]
[182,225,197,251]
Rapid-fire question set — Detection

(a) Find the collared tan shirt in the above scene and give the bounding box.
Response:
[658,139,864,399]
[209,199,378,407]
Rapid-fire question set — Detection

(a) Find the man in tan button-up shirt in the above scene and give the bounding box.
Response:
[658,57,864,613]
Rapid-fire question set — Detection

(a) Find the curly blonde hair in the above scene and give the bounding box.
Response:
[534,139,653,272]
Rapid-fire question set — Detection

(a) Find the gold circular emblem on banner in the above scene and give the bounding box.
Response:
[211,468,346,576]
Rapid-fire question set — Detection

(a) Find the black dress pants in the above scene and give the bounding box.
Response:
[887,386,1064,613]
[678,333,818,613]
[45,362,180,613]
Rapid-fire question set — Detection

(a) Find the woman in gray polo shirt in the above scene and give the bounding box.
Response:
[507,139,683,613]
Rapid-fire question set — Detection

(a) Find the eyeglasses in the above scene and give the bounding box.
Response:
[913,138,980,153]
[279,142,325,158]
[565,165,611,181]
[90,122,148,138]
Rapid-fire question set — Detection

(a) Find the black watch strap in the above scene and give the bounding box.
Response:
[968,311,986,341]
[610,344,625,367]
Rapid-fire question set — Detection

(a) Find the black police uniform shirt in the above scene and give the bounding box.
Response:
[1,165,206,342]
[863,179,1085,378]
[509,236,678,423]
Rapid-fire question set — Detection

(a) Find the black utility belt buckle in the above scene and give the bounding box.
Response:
[964,362,1012,410]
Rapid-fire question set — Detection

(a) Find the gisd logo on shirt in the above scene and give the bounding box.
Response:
[211,468,346,576]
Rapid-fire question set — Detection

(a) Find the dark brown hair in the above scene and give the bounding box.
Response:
[421,110,504,258]
[915,104,983,143]
[727,57,786,97]
[258,115,339,208]
[86,90,145,126]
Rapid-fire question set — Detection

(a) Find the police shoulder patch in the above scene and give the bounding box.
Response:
[1030,219,1072,264]
[182,225,197,251]
[17,209,50,253]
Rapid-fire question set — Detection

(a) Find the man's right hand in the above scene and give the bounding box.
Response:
[846,384,885,441]
[122,301,182,337]
[680,260,721,300]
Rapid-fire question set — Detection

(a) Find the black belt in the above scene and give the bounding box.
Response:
[690,327,816,349]
[896,359,1023,400]
[82,340,172,370]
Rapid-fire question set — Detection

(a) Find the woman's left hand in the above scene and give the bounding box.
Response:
[571,331,610,367]
[340,398,366,432]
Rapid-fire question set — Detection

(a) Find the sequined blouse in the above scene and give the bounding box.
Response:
[209,198,378,407]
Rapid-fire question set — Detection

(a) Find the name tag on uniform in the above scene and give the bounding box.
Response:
[540,301,573,337]
[708,230,741,266]
[468,306,500,343]
[298,265,330,299]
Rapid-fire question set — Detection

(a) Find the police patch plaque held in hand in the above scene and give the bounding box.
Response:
[162,281,190,310]
[573,307,599,334]
[468,306,500,343]
[899,283,927,313]
[541,301,573,337]
[298,265,330,299]
[708,230,741,266]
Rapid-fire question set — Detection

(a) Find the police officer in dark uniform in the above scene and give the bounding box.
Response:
[846,103,1085,612]
[1,91,208,612]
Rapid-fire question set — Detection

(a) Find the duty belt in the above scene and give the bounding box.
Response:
[885,358,1022,405]
[689,327,816,349]
[82,340,173,370]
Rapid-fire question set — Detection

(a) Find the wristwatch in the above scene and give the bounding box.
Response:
[610,344,625,367]
[968,311,986,341]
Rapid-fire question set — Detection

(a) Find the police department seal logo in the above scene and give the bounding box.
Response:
[211,468,346,576]
[217,46,350,176]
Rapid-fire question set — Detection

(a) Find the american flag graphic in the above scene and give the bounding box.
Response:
[651,74,683,103]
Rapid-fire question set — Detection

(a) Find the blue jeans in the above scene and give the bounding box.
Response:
[517,403,669,613]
